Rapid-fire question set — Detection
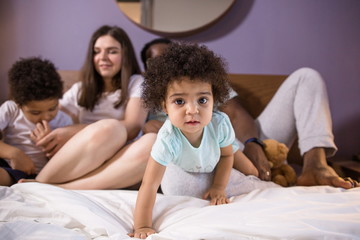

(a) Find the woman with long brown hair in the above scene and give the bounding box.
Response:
[22,25,156,189]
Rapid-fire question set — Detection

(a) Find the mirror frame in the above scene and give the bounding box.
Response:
[116,0,236,37]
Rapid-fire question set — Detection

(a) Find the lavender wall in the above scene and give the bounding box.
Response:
[0,0,359,158]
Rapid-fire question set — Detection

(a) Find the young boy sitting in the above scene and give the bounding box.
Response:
[0,57,72,186]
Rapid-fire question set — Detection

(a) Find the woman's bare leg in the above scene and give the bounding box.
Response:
[36,119,128,184]
[56,133,157,189]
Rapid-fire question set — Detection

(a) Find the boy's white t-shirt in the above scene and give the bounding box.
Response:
[60,74,144,124]
[0,100,73,173]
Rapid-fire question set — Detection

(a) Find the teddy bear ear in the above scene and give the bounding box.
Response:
[279,143,289,154]
[279,143,285,148]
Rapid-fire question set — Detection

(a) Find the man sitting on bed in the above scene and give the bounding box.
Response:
[140,38,359,189]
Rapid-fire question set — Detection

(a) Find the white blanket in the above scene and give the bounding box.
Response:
[1,183,359,240]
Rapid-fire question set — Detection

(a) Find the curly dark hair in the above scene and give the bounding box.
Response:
[8,57,63,106]
[142,42,230,112]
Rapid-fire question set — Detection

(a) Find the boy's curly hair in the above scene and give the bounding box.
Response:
[142,42,230,112]
[8,57,63,106]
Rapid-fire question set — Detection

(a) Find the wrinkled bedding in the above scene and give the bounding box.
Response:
[1,182,359,240]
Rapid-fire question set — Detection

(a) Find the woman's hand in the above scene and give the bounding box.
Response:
[30,120,52,143]
[243,142,272,181]
[203,186,229,205]
[128,227,156,239]
[35,124,84,158]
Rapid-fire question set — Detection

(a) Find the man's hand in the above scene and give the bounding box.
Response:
[128,227,156,239]
[243,142,271,181]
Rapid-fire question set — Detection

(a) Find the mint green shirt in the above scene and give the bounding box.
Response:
[151,111,239,173]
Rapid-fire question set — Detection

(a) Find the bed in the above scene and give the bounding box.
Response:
[1,72,359,239]
[1,182,360,239]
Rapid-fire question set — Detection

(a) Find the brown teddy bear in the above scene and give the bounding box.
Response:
[263,139,297,187]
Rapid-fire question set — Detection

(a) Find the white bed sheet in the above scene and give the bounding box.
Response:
[1,182,359,240]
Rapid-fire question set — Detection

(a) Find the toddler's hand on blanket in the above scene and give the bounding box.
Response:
[129,227,156,239]
[203,187,229,205]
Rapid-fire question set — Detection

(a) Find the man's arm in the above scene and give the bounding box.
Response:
[220,97,271,181]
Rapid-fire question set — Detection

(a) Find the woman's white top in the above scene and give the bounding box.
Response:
[60,74,144,124]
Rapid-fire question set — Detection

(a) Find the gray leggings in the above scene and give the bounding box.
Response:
[161,163,279,198]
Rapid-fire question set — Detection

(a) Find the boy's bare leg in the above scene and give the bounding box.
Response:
[0,168,15,186]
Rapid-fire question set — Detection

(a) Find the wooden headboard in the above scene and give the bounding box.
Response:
[58,70,80,93]
[228,74,287,118]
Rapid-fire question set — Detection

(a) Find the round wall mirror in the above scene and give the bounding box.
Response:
[116,0,236,37]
